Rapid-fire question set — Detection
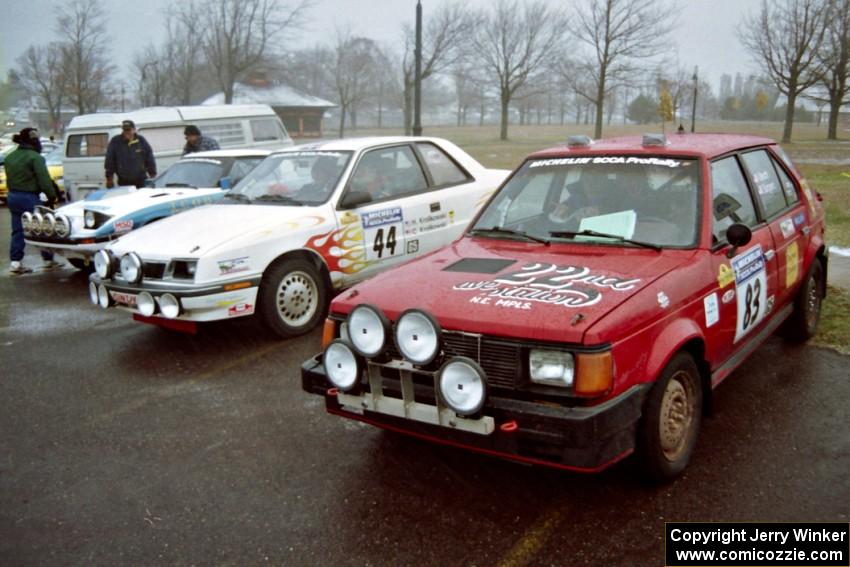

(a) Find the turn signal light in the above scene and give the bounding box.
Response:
[322,318,337,348]
[574,351,613,397]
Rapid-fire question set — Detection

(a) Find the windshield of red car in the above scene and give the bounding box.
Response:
[472,156,701,248]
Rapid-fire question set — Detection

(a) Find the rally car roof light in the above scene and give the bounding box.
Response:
[567,135,593,148]
[642,133,669,147]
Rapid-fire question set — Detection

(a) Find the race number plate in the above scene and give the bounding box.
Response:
[732,245,768,343]
[362,207,404,261]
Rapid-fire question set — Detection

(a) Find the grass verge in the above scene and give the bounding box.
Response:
[813,285,850,355]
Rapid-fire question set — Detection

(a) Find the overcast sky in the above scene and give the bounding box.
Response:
[0,0,759,94]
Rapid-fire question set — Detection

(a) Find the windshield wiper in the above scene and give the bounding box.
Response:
[253,194,304,205]
[224,192,252,203]
[549,229,662,251]
[165,182,197,188]
[469,226,550,245]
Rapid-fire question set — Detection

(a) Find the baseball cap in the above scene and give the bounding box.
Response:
[121,120,135,130]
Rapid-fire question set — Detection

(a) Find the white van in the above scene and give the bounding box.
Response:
[63,104,292,201]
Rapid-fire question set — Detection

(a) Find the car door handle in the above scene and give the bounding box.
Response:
[764,249,775,261]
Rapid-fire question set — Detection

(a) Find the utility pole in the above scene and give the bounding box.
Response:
[120,82,125,112]
[690,66,698,133]
[413,0,423,136]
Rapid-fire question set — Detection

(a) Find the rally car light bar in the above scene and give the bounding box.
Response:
[137,291,157,317]
[21,212,33,235]
[88,282,99,305]
[158,293,182,319]
[334,358,495,436]
[42,213,56,237]
[394,309,442,366]
[97,284,112,309]
[94,250,116,279]
[347,304,390,359]
[31,212,44,236]
[54,215,70,238]
[642,133,668,147]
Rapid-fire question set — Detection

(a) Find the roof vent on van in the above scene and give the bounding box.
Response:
[642,134,668,147]
[567,135,593,148]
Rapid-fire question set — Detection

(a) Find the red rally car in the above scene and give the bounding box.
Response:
[301,133,827,481]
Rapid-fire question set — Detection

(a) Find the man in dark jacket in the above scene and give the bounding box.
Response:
[6,127,59,274]
[182,125,220,155]
[104,120,156,188]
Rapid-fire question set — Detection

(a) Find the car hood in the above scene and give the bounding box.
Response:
[81,187,223,218]
[333,236,693,344]
[109,203,332,259]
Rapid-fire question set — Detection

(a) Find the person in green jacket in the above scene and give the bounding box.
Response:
[6,127,59,274]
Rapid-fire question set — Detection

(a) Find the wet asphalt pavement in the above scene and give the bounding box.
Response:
[1,212,849,566]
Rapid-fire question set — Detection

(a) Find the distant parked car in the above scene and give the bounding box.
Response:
[0,141,61,204]
[87,137,511,337]
[24,149,269,271]
[301,133,827,481]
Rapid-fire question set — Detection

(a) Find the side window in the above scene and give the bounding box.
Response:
[138,126,185,151]
[250,119,283,142]
[415,142,471,186]
[771,156,800,206]
[202,122,246,145]
[349,146,428,201]
[741,150,787,218]
[66,133,108,157]
[710,156,758,243]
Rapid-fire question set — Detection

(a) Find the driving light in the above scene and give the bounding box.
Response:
[348,304,389,358]
[21,212,33,235]
[84,210,96,228]
[438,357,487,416]
[54,214,70,238]
[323,339,362,391]
[120,252,143,283]
[42,213,56,237]
[94,250,115,279]
[88,282,99,305]
[97,284,111,308]
[394,309,441,365]
[530,350,575,388]
[32,212,44,235]
[158,293,181,319]
[137,291,156,316]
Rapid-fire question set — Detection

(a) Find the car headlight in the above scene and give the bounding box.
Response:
[394,309,441,365]
[21,212,33,235]
[42,213,56,237]
[88,282,99,305]
[323,339,363,392]
[53,214,70,238]
[158,293,181,319]
[31,212,44,235]
[84,210,96,228]
[94,250,115,279]
[529,349,575,388]
[438,357,487,416]
[347,304,389,358]
[119,252,143,283]
[137,291,156,317]
[97,284,112,309]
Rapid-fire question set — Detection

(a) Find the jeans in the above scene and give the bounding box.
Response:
[8,191,54,262]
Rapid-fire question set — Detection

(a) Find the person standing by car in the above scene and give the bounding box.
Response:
[104,120,156,188]
[182,125,220,156]
[6,127,59,274]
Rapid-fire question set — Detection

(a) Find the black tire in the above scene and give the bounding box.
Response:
[68,257,95,273]
[781,258,824,343]
[636,352,703,482]
[258,258,327,338]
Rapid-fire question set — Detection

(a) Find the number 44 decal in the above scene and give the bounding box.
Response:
[372,226,398,259]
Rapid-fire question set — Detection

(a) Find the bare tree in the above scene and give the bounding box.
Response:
[474,0,564,140]
[133,47,167,107]
[55,0,114,114]
[570,0,675,139]
[400,2,479,135]
[162,14,205,105]
[740,0,831,142]
[178,0,311,104]
[332,34,380,138]
[811,0,850,139]
[15,44,68,131]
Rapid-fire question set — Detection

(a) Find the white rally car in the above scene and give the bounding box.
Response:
[23,150,270,271]
[88,137,510,337]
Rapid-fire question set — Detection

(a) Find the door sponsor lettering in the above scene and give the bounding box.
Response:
[785,242,799,289]
[704,293,720,328]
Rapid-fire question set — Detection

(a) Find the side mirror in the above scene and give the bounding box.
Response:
[339,190,372,210]
[219,176,232,190]
[725,223,752,258]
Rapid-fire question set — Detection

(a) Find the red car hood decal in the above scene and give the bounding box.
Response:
[333,237,694,344]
